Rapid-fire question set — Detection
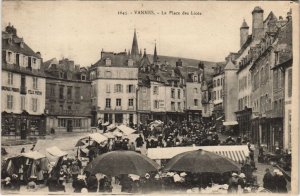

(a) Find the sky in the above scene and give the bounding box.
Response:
[2,1,293,66]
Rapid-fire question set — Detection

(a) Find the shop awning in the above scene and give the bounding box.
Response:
[103,132,115,139]
[117,125,137,135]
[147,145,249,163]
[87,133,108,144]
[46,146,68,157]
[22,151,46,160]
[223,121,238,126]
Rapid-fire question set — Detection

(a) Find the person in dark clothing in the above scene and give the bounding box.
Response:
[10,174,21,191]
[73,176,87,193]
[86,174,98,192]
[114,139,122,150]
[263,168,274,192]
[276,172,287,193]
[237,173,246,189]
[120,175,133,193]
[122,139,129,150]
[227,173,239,193]
[47,176,66,192]
[135,135,144,148]
[98,175,112,192]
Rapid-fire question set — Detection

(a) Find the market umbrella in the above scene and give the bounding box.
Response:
[163,149,240,174]
[84,150,160,176]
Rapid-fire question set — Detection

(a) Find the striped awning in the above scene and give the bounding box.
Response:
[147,145,249,164]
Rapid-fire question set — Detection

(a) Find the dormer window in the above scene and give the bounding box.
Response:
[33,58,36,64]
[128,59,133,66]
[155,76,160,81]
[105,58,111,66]
[81,74,86,81]
[20,42,24,48]
[59,72,64,79]
[193,75,198,82]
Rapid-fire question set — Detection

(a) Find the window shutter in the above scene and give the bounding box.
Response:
[114,84,117,92]
[121,85,123,93]
[132,85,135,93]
[126,85,129,93]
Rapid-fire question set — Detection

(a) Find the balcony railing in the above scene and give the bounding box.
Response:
[48,109,78,115]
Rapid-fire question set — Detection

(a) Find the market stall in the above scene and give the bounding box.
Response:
[2,151,49,182]
[116,125,137,136]
[147,145,249,166]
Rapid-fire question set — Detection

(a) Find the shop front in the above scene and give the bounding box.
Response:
[1,111,46,140]
[186,110,202,122]
[235,107,252,139]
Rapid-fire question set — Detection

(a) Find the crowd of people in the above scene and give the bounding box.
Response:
[1,120,289,193]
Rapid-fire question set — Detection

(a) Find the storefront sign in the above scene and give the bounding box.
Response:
[28,90,42,95]
[2,86,20,92]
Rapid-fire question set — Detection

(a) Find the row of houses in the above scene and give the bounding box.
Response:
[2,26,209,140]
[211,7,293,152]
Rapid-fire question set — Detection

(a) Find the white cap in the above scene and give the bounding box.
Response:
[273,169,280,174]
[239,173,246,178]
[145,173,150,179]
[180,172,187,177]
[232,173,238,177]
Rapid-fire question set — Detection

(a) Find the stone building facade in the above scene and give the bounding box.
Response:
[2,24,46,140]
[44,58,92,133]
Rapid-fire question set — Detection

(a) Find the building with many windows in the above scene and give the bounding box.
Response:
[2,24,46,140]
[90,48,139,125]
[249,7,292,151]
[183,63,204,122]
[270,11,292,151]
[211,63,225,131]
[44,58,92,133]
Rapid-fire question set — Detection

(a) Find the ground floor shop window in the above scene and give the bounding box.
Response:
[28,119,39,136]
[104,114,113,124]
[58,119,66,127]
[2,117,18,136]
[115,113,123,124]
[74,119,81,128]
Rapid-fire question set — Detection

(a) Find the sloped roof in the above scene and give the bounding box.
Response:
[2,31,41,58]
[224,60,238,70]
[93,51,138,67]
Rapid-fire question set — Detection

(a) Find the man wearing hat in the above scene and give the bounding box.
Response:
[263,168,274,191]
[237,173,246,189]
[228,173,239,193]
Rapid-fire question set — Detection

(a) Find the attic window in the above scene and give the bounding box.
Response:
[105,58,111,66]
[20,42,24,48]
[59,72,64,78]
[128,59,133,66]
[81,74,86,81]
[193,75,198,82]
[155,76,160,81]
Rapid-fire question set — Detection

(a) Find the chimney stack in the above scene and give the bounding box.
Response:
[252,6,264,41]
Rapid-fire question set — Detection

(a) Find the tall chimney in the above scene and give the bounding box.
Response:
[252,6,264,41]
[240,19,249,47]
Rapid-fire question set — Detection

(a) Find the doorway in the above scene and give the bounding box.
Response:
[67,119,73,132]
